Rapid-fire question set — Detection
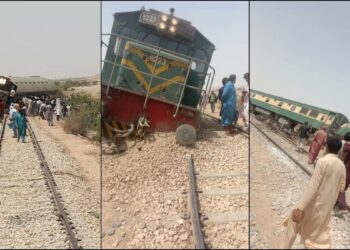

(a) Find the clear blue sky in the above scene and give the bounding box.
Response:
[0,1,100,79]
[251,2,350,119]
[102,1,248,89]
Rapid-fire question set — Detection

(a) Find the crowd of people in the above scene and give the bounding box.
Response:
[206,72,249,133]
[5,90,71,143]
[281,129,350,248]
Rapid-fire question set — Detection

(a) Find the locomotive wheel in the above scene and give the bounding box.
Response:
[176,124,197,146]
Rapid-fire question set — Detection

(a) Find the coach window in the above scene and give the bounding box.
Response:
[278,102,284,107]
[290,105,296,111]
[299,107,309,115]
[309,110,319,118]
[320,115,325,121]
[265,98,270,103]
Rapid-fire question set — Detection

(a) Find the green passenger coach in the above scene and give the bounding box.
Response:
[250,89,349,136]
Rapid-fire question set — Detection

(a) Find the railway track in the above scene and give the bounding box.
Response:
[251,118,312,177]
[187,155,248,249]
[252,115,308,154]
[203,113,249,137]
[0,119,79,249]
[26,120,79,249]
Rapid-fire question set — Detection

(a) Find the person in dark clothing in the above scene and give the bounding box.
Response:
[208,91,218,113]
[297,122,311,152]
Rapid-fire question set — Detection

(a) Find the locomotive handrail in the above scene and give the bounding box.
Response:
[102,58,212,113]
[143,47,161,109]
[174,57,193,118]
[103,59,193,89]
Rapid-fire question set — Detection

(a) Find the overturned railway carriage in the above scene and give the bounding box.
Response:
[250,89,349,135]
[0,76,57,99]
[102,8,215,145]
[0,75,57,114]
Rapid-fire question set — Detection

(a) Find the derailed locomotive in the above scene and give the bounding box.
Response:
[250,89,349,138]
[101,8,215,146]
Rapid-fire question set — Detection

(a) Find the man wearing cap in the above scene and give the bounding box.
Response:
[220,74,236,133]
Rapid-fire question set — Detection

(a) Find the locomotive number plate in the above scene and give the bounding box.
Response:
[145,55,167,66]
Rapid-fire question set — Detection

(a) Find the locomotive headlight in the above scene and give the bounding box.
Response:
[171,18,178,25]
[169,25,176,33]
[161,14,168,22]
[159,22,166,29]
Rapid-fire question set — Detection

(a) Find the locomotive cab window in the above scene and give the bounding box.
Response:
[137,31,147,41]
[192,49,207,73]
[143,34,160,46]
[177,43,188,55]
[166,41,177,52]
[114,27,137,57]
[299,107,309,115]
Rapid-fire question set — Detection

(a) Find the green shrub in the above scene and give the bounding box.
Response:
[63,94,100,141]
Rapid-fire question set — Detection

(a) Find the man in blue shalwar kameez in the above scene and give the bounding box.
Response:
[220,74,237,133]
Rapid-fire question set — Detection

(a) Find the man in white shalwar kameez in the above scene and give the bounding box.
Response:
[279,136,346,249]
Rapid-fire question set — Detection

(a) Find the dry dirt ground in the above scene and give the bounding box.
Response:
[250,125,350,249]
[64,84,100,99]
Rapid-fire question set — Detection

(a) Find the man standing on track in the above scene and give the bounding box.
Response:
[280,136,345,249]
[308,126,327,165]
[220,74,236,133]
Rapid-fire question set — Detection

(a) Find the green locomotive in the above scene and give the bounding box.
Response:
[101,8,216,145]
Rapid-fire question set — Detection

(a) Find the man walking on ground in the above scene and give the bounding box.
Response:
[280,136,345,249]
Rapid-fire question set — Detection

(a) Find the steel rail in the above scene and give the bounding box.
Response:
[252,116,308,154]
[188,155,206,249]
[0,115,7,154]
[251,121,312,177]
[26,119,79,249]
[203,113,249,136]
